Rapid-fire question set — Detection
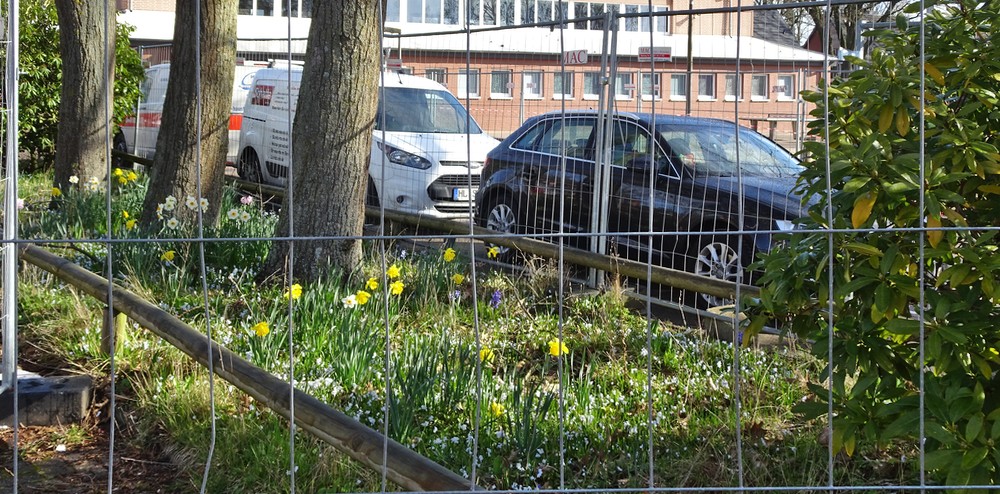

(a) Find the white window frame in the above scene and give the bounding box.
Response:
[775,74,796,101]
[491,70,514,99]
[669,73,687,101]
[640,72,661,101]
[523,71,544,99]
[553,71,575,100]
[750,74,769,101]
[583,71,602,100]
[425,68,447,85]
[697,73,717,101]
[458,69,480,99]
[615,73,633,100]
[724,74,742,101]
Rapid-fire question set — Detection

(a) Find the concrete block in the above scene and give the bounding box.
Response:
[0,373,92,426]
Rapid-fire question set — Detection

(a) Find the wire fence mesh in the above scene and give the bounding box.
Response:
[2,0,996,492]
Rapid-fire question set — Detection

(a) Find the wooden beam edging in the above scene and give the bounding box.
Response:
[366,207,761,300]
[111,149,154,167]
[226,176,758,299]
[19,244,478,492]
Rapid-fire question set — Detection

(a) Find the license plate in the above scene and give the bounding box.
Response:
[452,187,476,201]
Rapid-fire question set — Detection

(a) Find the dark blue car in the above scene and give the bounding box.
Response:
[474,110,808,307]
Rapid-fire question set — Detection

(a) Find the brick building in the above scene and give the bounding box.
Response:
[117,0,828,148]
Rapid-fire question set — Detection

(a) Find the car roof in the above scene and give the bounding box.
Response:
[528,109,736,127]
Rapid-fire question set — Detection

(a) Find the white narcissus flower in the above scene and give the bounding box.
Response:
[69,176,79,184]
[185,195,198,210]
[166,217,180,229]
[227,209,239,220]
[342,294,358,308]
[199,197,209,212]
[239,210,251,222]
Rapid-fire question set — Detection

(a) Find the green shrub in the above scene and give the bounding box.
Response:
[749,1,1000,487]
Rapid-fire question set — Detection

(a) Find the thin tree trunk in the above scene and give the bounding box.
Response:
[53,0,115,189]
[260,2,383,282]
[139,0,236,227]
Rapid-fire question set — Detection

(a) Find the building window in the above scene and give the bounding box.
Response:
[670,73,687,100]
[624,4,639,31]
[458,69,480,98]
[590,3,606,30]
[724,74,742,100]
[583,72,602,99]
[751,74,768,101]
[386,0,400,21]
[553,71,574,99]
[425,68,447,85]
[640,73,660,100]
[775,75,795,100]
[615,73,633,100]
[239,0,273,16]
[523,71,544,99]
[491,70,513,98]
[444,0,459,24]
[698,74,716,100]
[638,6,669,33]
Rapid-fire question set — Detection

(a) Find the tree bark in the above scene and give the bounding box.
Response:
[259,2,383,282]
[139,0,236,227]
[53,0,115,189]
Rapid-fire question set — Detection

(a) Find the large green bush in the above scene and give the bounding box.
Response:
[4,0,144,169]
[749,0,1000,487]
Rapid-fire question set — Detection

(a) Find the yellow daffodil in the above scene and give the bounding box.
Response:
[121,210,129,219]
[253,321,270,337]
[118,176,128,185]
[487,246,499,259]
[366,277,378,291]
[452,273,465,284]
[387,264,401,279]
[356,290,371,305]
[547,338,569,357]
[160,250,176,262]
[489,402,505,418]
[51,187,61,197]
[389,280,404,296]
[113,168,124,177]
[283,283,303,300]
[479,347,495,364]
[443,248,457,262]
[125,219,137,230]
[127,170,138,182]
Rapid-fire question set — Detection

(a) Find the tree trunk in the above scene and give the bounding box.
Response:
[259,2,382,282]
[139,0,236,227]
[53,0,115,189]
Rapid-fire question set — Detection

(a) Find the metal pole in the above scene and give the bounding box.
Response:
[2,0,20,397]
[685,0,693,115]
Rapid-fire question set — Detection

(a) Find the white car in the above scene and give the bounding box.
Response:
[237,67,499,219]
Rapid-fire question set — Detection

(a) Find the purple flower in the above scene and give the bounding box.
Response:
[449,289,461,302]
[489,289,502,309]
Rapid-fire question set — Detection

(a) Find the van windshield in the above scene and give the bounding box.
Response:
[377,87,482,134]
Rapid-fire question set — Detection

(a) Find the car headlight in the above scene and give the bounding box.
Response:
[774,219,797,231]
[378,143,432,170]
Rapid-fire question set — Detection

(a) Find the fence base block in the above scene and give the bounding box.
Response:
[0,372,92,426]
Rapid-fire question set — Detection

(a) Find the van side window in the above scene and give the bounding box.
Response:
[251,84,274,107]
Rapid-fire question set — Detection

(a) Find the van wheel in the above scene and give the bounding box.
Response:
[238,150,262,183]
[365,180,380,208]
[481,194,521,263]
[112,131,128,169]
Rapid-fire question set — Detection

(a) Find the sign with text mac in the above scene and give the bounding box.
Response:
[638,46,672,62]
[562,50,588,65]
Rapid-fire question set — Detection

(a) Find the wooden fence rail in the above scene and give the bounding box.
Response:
[19,243,479,492]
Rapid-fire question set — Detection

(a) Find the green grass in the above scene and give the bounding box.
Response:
[14,171,921,491]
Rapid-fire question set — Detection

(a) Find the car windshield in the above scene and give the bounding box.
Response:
[377,87,482,134]
[657,123,803,178]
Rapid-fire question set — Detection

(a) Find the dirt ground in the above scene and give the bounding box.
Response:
[0,349,187,493]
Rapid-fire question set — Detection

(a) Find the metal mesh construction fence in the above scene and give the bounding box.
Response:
[2,0,996,492]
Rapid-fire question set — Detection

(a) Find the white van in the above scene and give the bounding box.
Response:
[116,61,268,166]
[237,68,499,219]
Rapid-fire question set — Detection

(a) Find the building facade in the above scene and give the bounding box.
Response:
[118,0,827,147]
